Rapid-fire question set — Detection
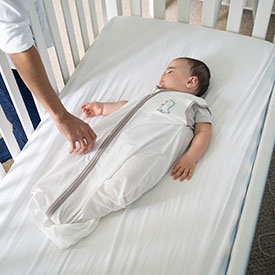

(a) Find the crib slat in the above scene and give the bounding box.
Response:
[116,0,123,16]
[26,1,58,96]
[177,0,191,23]
[214,0,222,27]
[130,0,142,17]
[0,51,34,139]
[201,0,222,28]
[75,0,90,52]
[251,0,259,20]
[61,0,80,67]
[150,0,165,19]
[252,0,273,40]
[101,0,108,25]
[43,0,70,84]
[102,0,123,22]
[226,0,246,33]
[0,105,21,160]
[88,0,99,38]
[0,163,5,180]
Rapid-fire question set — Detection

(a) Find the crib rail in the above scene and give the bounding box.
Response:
[227,83,275,275]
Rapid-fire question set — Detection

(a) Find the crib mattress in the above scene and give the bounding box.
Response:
[0,16,274,275]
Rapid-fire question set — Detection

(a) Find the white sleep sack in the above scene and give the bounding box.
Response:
[29,87,212,249]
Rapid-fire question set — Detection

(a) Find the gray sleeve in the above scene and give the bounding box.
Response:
[193,104,212,124]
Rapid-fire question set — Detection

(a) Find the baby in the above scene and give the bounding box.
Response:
[30,57,212,249]
[81,57,212,182]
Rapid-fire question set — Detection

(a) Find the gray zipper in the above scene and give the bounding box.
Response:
[46,87,161,218]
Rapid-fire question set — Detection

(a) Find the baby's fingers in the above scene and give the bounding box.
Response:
[82,108,96,118]
[171,163,194,181]
[82,109,89,117]
[187,169,194,180]
[171,166,184,180]
[85,111,94,118]
[180,169,193,181]
[179,169,189,181]
[171,162,181,176]
[81,103,88,109]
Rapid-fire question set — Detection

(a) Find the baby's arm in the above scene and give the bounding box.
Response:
[81,101,128,118]
[171,122,212,181]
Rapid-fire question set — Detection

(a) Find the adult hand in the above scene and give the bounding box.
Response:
[54,111,97,154]
[170,153,197,181]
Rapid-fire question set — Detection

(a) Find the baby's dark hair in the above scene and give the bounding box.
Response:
[176,57,211,97]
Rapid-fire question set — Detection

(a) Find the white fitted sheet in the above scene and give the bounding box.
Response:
[0,16,274,275]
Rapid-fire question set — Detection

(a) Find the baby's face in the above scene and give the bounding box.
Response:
[158,59,197,95]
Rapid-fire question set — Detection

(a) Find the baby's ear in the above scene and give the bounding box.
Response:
[187,76,198,88]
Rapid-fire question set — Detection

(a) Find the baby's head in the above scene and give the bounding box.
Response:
[158,57,210,97]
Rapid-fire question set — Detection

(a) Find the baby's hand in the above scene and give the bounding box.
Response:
[81,102,104,118]
[170,154,197,182]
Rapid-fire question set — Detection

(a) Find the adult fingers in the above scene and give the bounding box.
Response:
[75,138,87,155]
[83,130,96,153]
[88,128,97,142]
[76,128,97,154]
[68,140,76,154]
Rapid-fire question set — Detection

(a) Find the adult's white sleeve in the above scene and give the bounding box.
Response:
[0,0,34,54]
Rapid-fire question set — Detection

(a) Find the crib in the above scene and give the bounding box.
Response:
[0,0,274,274]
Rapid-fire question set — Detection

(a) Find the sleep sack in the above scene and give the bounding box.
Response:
[29,87,212,249]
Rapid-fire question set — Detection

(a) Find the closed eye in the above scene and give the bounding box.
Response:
[165,69,174,74]
[165,66,176,74]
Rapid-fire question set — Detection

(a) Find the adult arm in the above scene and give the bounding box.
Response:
[0,0,96,154]
[9,46,97,154]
